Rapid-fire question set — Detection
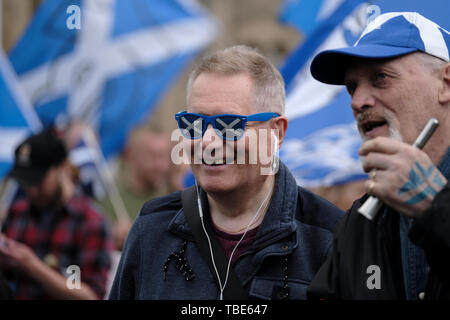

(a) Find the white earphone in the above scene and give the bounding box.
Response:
[192,130,279,299]
[195,181,226,299]
[272,133,279,174]
[195,174,274,300]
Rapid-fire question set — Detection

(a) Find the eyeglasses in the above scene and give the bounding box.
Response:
[175,111,279,140]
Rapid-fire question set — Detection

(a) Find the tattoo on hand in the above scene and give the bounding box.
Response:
[398,162,445,205]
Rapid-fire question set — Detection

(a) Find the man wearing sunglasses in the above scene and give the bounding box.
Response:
[110,45,344,300]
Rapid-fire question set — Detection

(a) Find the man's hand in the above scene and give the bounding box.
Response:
[359,137,447,218]
[0,233,98,299]
[0,234,38,273]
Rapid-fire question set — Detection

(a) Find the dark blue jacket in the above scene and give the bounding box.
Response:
[109,162,344,300]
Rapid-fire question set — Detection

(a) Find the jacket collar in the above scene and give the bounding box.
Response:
[437,147,450,180]
[168,161,298,248]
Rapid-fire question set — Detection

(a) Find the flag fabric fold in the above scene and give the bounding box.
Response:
[9,0,218,158]
[0,51,42,179]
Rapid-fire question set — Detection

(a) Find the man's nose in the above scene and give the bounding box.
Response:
[350,83,375,114]
[201,124,223,149]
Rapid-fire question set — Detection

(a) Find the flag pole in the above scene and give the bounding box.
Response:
[80,127,130,222]
[0,46,42,230]
[0,179,19,229]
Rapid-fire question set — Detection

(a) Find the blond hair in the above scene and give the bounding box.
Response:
[186,45,285,115]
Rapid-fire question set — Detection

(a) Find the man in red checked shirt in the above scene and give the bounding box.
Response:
[0,128,114,299]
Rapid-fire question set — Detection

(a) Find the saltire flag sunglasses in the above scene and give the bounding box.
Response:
[175,111,279,140]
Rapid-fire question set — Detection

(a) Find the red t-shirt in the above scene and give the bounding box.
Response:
[211,222,259,265]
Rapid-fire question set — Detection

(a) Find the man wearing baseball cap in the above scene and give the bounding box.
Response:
[307,12,450,299]
[0,128,114,299]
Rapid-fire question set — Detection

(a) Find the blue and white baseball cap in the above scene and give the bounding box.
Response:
[311,12,450,85]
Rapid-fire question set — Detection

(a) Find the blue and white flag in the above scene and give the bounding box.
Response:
[279,0,450,187]
[69,130,107,200]
[0,51,42,179]
[9,0,218,158]
[279,0,345,36]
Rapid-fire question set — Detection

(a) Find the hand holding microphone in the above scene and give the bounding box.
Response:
[358,118,440,220]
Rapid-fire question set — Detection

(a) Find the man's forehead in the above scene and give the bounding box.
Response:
[344,55,411,81]
[187,96,256,116]
[188,104,263,117]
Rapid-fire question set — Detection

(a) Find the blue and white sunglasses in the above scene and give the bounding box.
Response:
[175,111,279,140]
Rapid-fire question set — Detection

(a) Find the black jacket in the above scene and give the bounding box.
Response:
[0,272,12,300]
[307,182,450,300]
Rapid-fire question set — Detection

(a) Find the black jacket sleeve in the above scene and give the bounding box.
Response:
[307,215,346,299]
[409,182,450,284]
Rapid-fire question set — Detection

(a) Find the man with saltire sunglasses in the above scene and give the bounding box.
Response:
[110,45,344,300]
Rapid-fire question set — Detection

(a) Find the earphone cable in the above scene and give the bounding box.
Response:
[195,175,274,300]
[221,175,274,297]
[196,182,225,299]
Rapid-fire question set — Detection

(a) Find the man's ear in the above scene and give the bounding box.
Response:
[272,116,288,148]
[438,63,450,104]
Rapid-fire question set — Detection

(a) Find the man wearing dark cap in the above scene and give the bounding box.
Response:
[307,12,450,299]
[0,128,114,299]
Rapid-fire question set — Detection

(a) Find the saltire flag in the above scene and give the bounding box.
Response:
[0,50,42,179]
[0,52,103,213]
[69,131,107,200]
[0,51,110,218]
[0,50,42,222]
[9,0,218,159]
[279,0,345,36]
[279,0,450,188]
[69,125,129,219]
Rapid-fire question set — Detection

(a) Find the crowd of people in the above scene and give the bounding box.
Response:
[1,11,449,300]
[0,124,177,299]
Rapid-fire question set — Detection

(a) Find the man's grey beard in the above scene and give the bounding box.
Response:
[357,111,403,142]
[358,117,403,165]
[388,124,403,142]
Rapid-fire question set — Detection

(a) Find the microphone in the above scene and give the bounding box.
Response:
[358,118,439,220]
